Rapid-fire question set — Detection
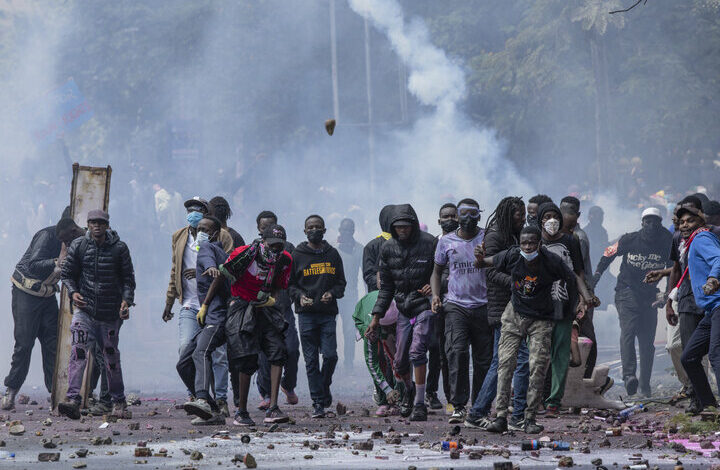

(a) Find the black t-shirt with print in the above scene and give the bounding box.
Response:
[494,246,577,320]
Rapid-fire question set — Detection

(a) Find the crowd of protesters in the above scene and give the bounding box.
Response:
[2,185,720,434]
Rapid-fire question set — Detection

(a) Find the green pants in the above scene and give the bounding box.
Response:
[545,317,572,407]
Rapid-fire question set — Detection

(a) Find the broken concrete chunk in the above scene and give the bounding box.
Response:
[9,424,25,435]
[75,449,88,458]
[336,402,347,416]
[449,449,460,459]
[17,394,30,405]
[558,456,574,467]
[243,453,257,468]
[190,451,203,460]
[73,463,87,469]
[38,452,60,462]
[352,440,373,451]
[134,447,151,457]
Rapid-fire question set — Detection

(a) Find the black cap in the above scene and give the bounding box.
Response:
[87,209,109,223]
[262,224,287,245]
[184,196,209,212]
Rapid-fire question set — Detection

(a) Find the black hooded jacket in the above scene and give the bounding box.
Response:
[372,204,436,318]
[484,226,517,327]
[362,204,395,292]
[289,240,347,315]
[61,230,136,321]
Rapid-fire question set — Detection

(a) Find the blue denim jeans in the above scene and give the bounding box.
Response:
[469,325,529,420]
[298,313,338,407]
[178,307,228,400]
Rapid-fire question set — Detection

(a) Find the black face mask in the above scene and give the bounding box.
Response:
[307,229,324,244]
[459,216,479,232]
[440,219,459,234]
[526,214,538,227]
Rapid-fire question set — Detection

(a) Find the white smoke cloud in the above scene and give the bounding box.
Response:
[348,0,532,218]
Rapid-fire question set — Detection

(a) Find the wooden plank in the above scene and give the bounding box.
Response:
[51,163,112,411]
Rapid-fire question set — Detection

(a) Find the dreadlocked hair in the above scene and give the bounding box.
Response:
[485,196,525,246]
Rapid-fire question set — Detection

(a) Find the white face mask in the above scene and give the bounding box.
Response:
[543,219,560,236]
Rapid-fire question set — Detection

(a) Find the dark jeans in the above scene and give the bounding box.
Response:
[616,288,657,394]
[257,308,300,397]
[470,325,528,420]
[176,327,222,411]
[298,313,338,407]
[680,313,703,349]
[4,287,57,393]
[444,303,493,408]
[579,307,597,379]
[426,312,450,399]
[681,307,720,407]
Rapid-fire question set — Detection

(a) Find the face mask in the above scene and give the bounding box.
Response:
[196,231,210,244]
[520,250,539,262]
[260,243,279,264]
[187,211,203,228]
[459,216,479,232]
[543,218,560,236]
[440,219,459,233]
[307,229,324,244]
[526,215,537,227]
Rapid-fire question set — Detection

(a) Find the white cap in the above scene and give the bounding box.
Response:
[641,207,662,220]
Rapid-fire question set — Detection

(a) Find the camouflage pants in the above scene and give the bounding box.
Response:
[495,303,553,420]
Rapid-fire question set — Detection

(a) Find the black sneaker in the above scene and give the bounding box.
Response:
[312,403,325,418]
[598,376,614,395]
[625,376,639,396]
[322,391,333,409]
[217,399,230,418]
[464,414,488,429]
[522,418,544,434]
[58,399,81,420]
[183,398,214,420]
[232,410,255,426]
[88,401,112,416]
[400,384,416,418]
[425,392,442,410]
[486,416,508,433]
[685,399,704,416]
[409,403,427,421]
[264,405,289,424]
[191,412,225,426]
[448,406,465,424]
[508,416,525,431]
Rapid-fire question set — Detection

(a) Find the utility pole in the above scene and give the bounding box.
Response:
[364,17,375,195]
[329,0,340,122]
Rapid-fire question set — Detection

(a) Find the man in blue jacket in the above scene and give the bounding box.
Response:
[680,206,720,415]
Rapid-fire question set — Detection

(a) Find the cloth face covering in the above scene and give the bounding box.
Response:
[307,229,324,244]
[544,218,560,236]
[186,211,203,228]
[440,219,459,233]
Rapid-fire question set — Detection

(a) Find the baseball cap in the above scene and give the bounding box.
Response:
[676,204,705,221]
[262,224,287,245]
[641,207,662,220]
[87,209,109,223]
[392,219,412,227]
[184,196,209,212]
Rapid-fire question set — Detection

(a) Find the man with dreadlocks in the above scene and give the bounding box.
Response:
[465,196,530,430]
[431,198,493,424]
[209,196,245,249]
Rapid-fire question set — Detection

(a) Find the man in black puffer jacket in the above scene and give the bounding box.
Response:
[59,210,135,420]
[366,204,436,422]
